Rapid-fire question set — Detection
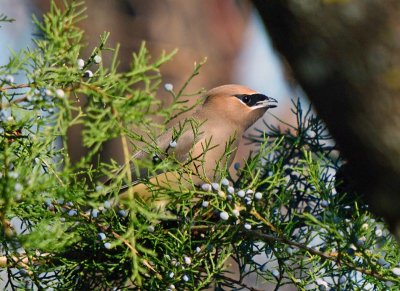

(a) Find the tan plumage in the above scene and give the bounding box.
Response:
[110,84,277,208]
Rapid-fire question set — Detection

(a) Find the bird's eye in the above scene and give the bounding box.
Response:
[242,95,250,104]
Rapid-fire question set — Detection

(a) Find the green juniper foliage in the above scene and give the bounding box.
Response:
[0,1,399,290]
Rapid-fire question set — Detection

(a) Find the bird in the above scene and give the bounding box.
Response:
[106,84,277,209]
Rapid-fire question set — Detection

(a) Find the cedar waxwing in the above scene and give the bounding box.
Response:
[108,84,277,208]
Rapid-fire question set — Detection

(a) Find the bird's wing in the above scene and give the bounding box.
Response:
[157,117,205,162]
[104,116,205,186]
[118,121,240,209]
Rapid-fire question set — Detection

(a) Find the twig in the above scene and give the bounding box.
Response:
[0,83,30,92]
[40,157,65,186]
[246,230,399,283]
[0,83,32,109]
[0,252,51,270]
[217,274,265,291]
[0,96,29,109]
[250,209,281,235]
[110,230,162,279]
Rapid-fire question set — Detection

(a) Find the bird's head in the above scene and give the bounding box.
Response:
[202,84,277,130]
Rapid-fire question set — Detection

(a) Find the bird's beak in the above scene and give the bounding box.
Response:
[252,94,278,109]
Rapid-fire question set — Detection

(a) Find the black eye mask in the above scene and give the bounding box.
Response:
[234,94,278,108]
